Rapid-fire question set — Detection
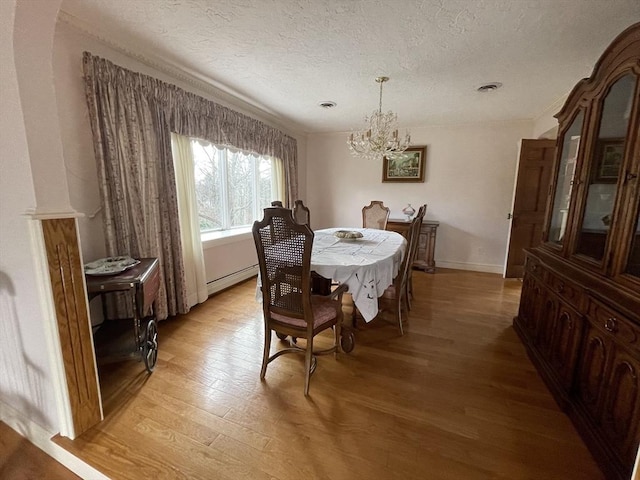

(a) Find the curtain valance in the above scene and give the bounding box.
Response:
[82,52,298,200]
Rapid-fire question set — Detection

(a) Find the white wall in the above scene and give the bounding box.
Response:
[0,0,62,433]
[53,20,308,287]
[306,121,533,273]
[532,95,566,139]
[202,234,256,286]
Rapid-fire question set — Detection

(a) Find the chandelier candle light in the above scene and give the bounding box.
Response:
[347,76,411,161]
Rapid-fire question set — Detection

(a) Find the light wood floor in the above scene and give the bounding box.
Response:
[54,269,605,480]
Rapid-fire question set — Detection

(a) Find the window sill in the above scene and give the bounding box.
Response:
[201,227,253,249]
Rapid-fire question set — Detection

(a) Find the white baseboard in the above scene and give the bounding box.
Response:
[436,260,503,274]
[207,265,258,295]
[0,399,110,480]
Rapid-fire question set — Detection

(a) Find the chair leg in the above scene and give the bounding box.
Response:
[396,296,404,336]
[403,287,411,317]
[304,337,313,396]
[334,317,342,356]
[260,326,271,380]
[406,273,413,311]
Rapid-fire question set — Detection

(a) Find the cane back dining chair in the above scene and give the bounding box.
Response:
[362,200,391,230]
[252,207,348,395]
[292,200,311,226]
[378,213,422,335]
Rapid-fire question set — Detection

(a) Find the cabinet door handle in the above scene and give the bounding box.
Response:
[604,317,618,333]
[625,171,638,183]
[557,282,565,293]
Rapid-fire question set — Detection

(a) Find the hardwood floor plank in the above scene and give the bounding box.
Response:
[46,269,606,479]
[127,394,221,446]
[128,417,276,480]
[137,388,271,451]
[56,429,180,480]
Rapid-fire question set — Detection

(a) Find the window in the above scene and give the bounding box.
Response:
[190,139,282,233]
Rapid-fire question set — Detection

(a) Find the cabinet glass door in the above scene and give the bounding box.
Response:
[548,111,583,245]
[575,74,637,261]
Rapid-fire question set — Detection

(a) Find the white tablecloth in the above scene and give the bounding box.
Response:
[311,228,406,322]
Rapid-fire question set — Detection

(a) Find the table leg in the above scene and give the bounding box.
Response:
[341,293,354,328]
[340,293,356,353]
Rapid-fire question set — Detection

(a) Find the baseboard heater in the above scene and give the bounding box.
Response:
[207,264,258,296]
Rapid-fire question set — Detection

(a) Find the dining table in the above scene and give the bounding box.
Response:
[311,227,406,324]
[256,227,406,352]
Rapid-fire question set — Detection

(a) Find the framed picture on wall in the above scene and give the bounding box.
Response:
[594,138,624,183]
[382,146,426,183]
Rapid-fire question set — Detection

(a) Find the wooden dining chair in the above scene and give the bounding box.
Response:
[292,200,310,226]
[406,204,427,311]
[362,200,390,229]
[252,207,348,395]
[378,214,422,335]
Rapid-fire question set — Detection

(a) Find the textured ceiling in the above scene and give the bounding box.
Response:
[59,0,640,134]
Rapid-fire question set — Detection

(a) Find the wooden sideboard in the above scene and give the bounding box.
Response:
[515,250,640,480]
[387,219,439,273]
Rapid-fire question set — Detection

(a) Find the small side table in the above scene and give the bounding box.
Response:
[387,219,439,273]
[86,258,160,372]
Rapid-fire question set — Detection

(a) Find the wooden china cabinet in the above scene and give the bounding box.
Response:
[513,23,640,480]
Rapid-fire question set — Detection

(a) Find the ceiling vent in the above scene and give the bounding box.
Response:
[477,82,503,93]
[318,101,337,108]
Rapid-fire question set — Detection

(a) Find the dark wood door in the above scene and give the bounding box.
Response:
[505,139,556,277]
[518,275,545,341]
[537,294,558,357]
[601,347,640,467]
[517,275,536,336]
[576,324,611,420]
[547,300,584,391]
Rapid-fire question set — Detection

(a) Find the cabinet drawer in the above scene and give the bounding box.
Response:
[547,271,584,311]
[588,299,640,354]
[525,255,544,279]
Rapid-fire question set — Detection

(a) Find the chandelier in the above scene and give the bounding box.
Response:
[347,76,411,161]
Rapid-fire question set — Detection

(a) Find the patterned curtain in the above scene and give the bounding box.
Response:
[82,52,299,318]
[83,55,188,320]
